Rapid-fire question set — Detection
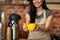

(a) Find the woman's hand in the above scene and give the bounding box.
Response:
[35,24,48,32]
[35,24,40,31]
[23,23,28,32]
[34,24,43,31]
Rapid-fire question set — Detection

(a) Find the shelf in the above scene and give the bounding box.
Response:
[0,3,29,6]
[0,2,60,6]
[46,2,60,4]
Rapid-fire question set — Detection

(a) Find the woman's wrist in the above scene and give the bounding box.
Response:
[23,23,28,32]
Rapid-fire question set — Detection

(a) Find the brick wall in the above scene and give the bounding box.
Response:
[50,10,60,36]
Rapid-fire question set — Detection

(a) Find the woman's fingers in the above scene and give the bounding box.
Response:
[35,24,40,31]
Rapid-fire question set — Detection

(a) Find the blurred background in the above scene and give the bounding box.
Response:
[0,0,60,40]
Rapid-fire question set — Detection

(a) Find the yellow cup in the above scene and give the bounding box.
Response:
[26,23,36,31]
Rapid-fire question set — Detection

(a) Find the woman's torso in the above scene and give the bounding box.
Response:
[28,10,53,40]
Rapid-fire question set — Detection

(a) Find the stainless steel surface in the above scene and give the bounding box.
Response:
[11,21,18,40]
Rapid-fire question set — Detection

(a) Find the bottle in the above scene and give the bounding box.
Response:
[1,0,5,3]
[12,0,16,4]
[0,0,2,3]
[5,0,13,3]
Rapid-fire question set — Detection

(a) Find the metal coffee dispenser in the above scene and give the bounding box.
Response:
[0,9,5,40]
[7,14,21,40]
[0,9,3,40]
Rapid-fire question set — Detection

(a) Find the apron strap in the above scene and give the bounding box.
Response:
[43,10,47,27]
[44,10,46,19]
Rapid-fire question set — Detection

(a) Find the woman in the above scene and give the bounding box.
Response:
[23,0,53,40]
